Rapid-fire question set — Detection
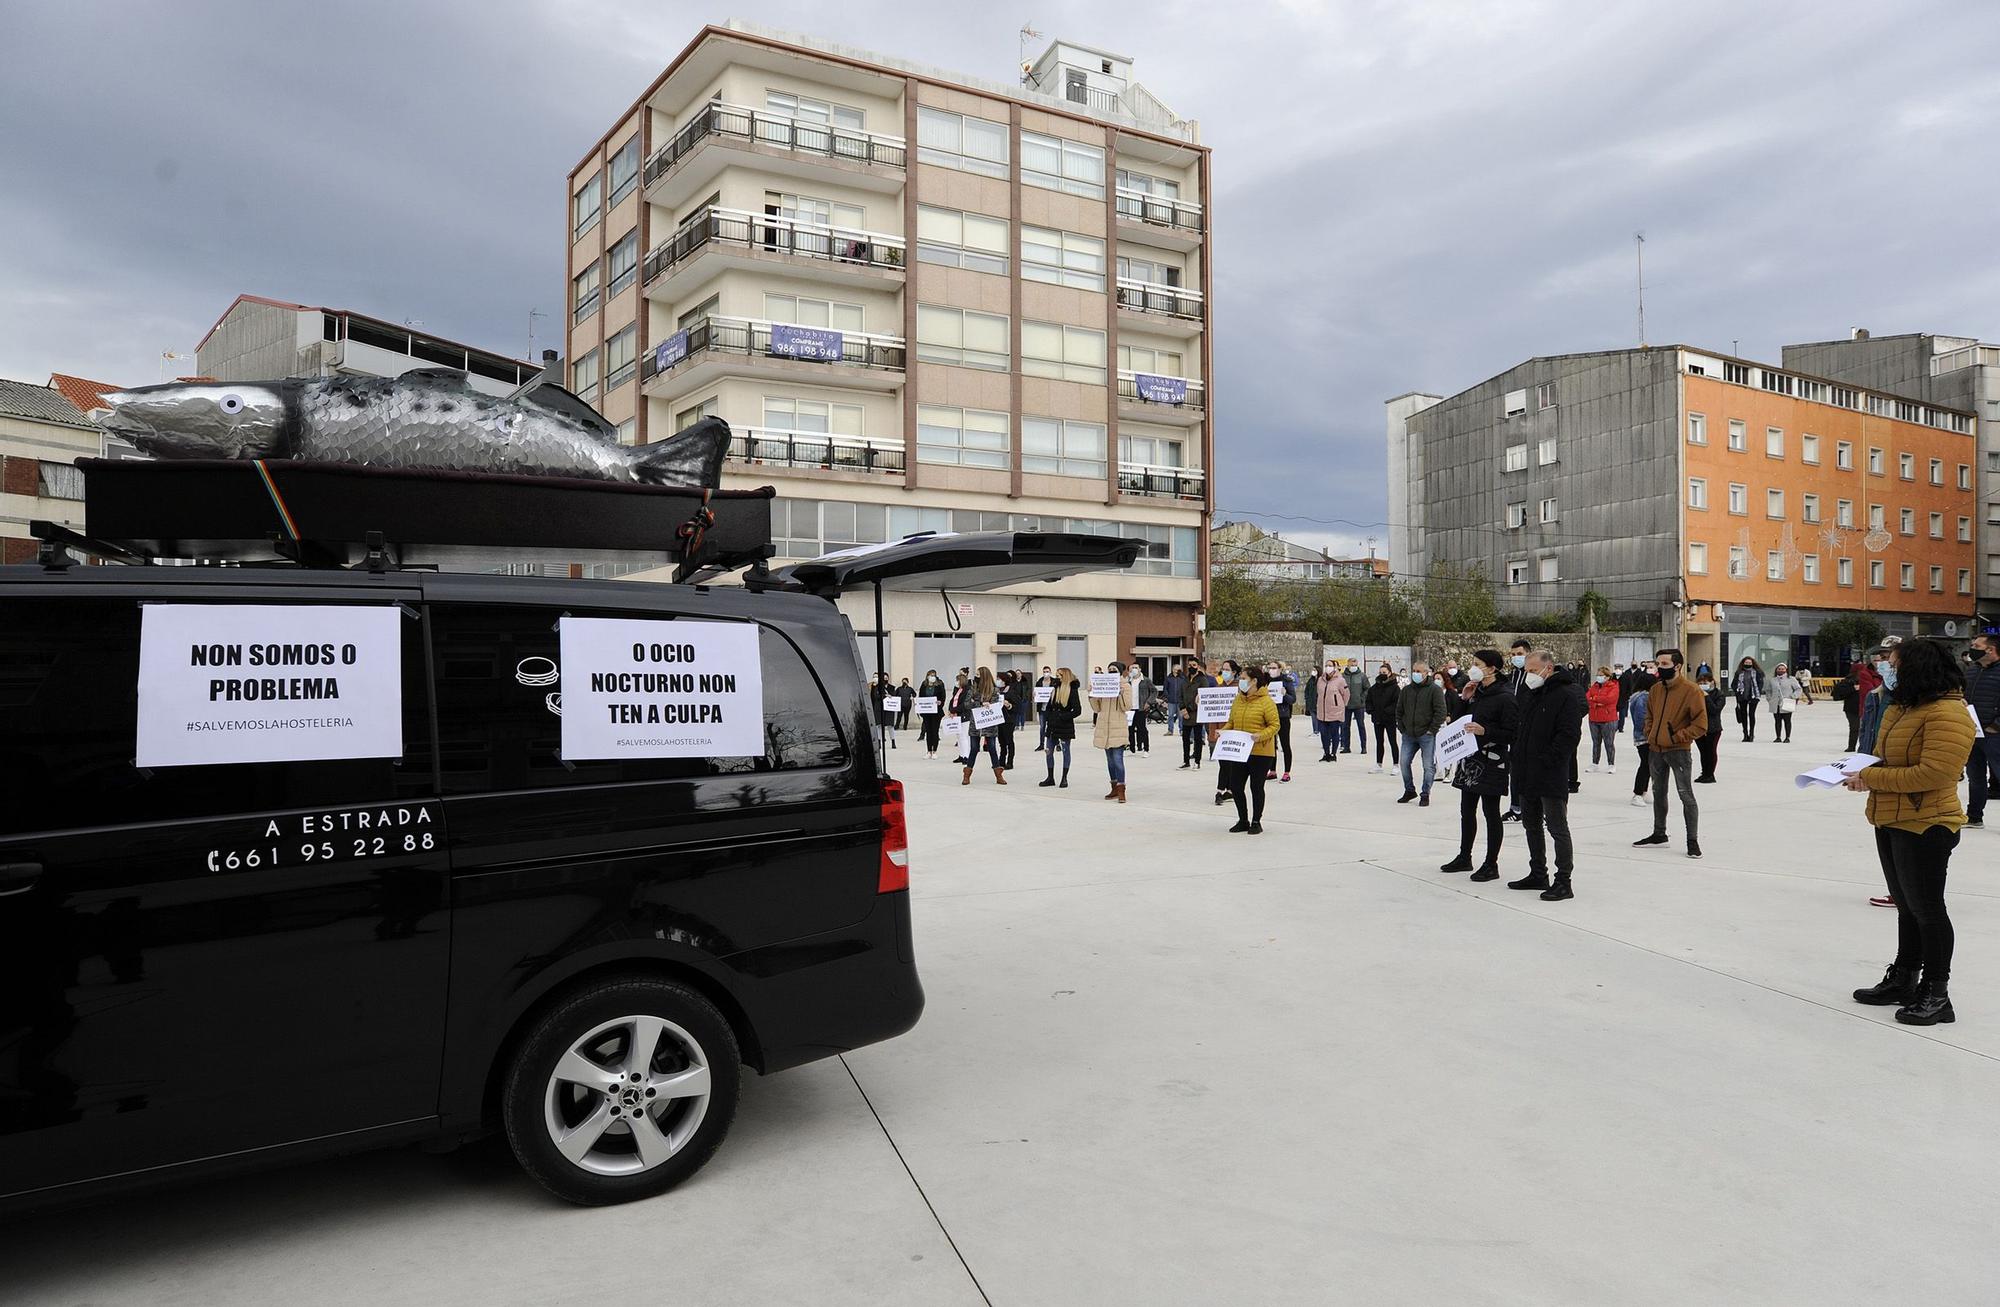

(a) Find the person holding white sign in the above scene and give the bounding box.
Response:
[1219,668,1280,833]
[1179,657,1216,770]
[917,670,946,757]
[873,673,899,749]
[1038,667,1083,788]
[1091,660,1135,802]
[958,668,1008,784]
[1438,650,1519,880]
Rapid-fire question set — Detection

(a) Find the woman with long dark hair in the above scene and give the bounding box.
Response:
[1732,655,1765,742]
[1846,639,1975,1024]
[959,667,1007,785]
[1440,650,1519,881]
[918,668,946,758]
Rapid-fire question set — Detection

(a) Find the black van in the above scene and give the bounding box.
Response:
[1,461,1140,1211]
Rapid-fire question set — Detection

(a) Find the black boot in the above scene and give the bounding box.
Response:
[1439,853,1474,873]
[1853,963,1920,1006]
[1059,768,1069,789]
[1469,864,1500,882]
[1539,874,1573,901]
[1894,978,1954,1025]
[1508,869,1550,891]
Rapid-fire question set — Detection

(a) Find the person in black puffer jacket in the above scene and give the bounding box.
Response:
[1440,649,1519,881]
[1038,668,1083,788]
[1509,651,1586,900]
[1365,663,1401,772]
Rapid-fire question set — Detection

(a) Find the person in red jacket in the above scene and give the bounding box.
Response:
[1585,665,1620,772]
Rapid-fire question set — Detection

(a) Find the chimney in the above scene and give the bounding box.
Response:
[1851,327,1870,341]
[542,349,558,364]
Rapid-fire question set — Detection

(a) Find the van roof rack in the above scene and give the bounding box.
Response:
[50,457,775,582]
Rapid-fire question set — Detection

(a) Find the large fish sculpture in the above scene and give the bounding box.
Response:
[92,368,728,488]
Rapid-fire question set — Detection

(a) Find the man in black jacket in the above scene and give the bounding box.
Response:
[1503,638,1532,821]
[1180,658,1216,768]
[1964,635,2000,827]
[1509,650,1585,900]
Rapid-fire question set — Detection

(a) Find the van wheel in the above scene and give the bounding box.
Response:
[502,978,740,1205]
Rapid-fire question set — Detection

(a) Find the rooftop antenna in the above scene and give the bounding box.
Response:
[158,349,190,381]
[527,307,547,361]
[1018,23,1044,84]
[1634,232,1646,348]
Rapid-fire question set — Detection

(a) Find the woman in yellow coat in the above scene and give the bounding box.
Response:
[1221,668,1281,834]
[1844,637,1975,1025]
[1091,660,1136,803]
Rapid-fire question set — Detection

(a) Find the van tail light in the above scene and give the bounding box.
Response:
[878,779,910,893]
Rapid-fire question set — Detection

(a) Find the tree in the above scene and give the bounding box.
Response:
[1417,561,1498,633]
[1575,589,1612,630]
[1817,612,1885,658]
[1205,568,1278,632]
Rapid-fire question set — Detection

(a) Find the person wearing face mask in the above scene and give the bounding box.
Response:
[1768,662,1809,743]
[1961,635,2000,828]
[1614,661,1642,734]
[918,669,946,758]
[1855,639,1905,907]
[1504,649,1585,899]
[1396,661,1448,805]
[1179,657,1215,770]
[1267,661,1299,781]
[1341,660,1370,756]
[1732,656,1766,743]
[1221,668,1281,834]
[1585,665,1620,772]
[1627,666,1654,807]
[1439,650,1520,879]
[1832,663,1865,752]
[1211,660,1242,805]
[1633,648,1708,857]
[1161,662,1185,739]
[1092,660,1134,802]
[1440,661,1465,695]
[1366,663,1401,773]
[1501,639,1533,822]
[1313,659,1350,764]
[1693,670,1727,783]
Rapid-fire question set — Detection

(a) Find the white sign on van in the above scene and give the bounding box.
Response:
[559,617,764,759]
[136,604,403,768]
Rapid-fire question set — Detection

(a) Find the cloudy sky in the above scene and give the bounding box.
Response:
[5,0,1996,552]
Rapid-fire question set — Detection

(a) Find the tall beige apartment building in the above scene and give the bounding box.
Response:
[565,22,1212,682]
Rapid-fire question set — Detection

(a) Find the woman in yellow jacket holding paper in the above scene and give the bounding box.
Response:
[1844,637,1975,1025]
[1221,668,1281,834]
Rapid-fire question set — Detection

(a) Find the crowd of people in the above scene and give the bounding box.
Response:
[876,632,1990,1026]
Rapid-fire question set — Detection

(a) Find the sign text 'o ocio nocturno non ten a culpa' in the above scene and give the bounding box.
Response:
[558,617,765,759]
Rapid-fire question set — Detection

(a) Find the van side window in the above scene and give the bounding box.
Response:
[0,598,435,837]
[429,604,844,794]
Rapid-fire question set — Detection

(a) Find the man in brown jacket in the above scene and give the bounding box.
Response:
[1632,647,1709,858]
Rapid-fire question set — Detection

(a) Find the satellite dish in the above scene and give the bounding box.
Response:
[1864,529,1893,552]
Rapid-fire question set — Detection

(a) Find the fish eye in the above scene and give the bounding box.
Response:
[220,394,243,413]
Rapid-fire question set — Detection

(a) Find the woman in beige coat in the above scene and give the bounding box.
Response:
[1091,659,1135,803]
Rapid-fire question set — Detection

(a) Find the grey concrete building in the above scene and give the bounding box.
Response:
[1782,330,2000,613]
[1383,390,1440,577]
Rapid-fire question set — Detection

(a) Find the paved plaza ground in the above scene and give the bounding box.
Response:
[6,703,1998,1304]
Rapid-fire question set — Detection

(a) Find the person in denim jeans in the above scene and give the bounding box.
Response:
[1396,661,1447,806]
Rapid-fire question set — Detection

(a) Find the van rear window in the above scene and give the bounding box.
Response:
[429,604,845,793]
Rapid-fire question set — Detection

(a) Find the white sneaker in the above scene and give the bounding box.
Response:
[1628,794,1646,807]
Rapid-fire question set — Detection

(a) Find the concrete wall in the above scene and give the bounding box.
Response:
[1414,630,1593,670]
[200,300,308,380]
[1203,629,1317,672]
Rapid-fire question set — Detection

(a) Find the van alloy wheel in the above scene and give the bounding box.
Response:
[543,1014,713,1176]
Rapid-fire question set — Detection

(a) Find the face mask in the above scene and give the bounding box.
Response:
[1658,666,1678,680]
[1872,661,1887,674]
[1326,664,1336,672]
[1412,672,1427,684]
[1445,665,1458,675]
[1220,670,1234,683]
[1882,666,1899,690]
[1594,675,1606,685]
[1698,681,1713,691]
[1524,672,1546,690]
[1511,654,1526,669]
[1465,666,1485,684]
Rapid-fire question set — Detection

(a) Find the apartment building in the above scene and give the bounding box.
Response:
[197,294,544,399]
[1781,330,2000,615]
[1388,346,1976,671]
[566,22,1212,682]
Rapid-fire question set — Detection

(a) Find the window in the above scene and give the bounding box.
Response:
[1837,557,1853,586]
[1837,441,1854,470]
[1899,452,1916,480]
[1869,504,1885,530]
[766,89,865,131]
[1959,464,1973,491]
[1022,321,1108,383]
[1930,565,1945,592]
[1766,550,1784,581]
[1115,167,1180,199]
[677,293,718,330]
[1728,419,1747,451]
[1021,225,1106,290]
[764,293,865,332]
[1728,545,1748,579]
[1021,417,1107,479]
[1930,512,1945,539]
[1869,559,1885,588]
[1728,483,1747,515]
[1900,507,1916,536]
[1687,542,1708,574]
[1506,561,1528,585]
[916,405,1009,469]
[1019,130,1105,198]
[916,107,1009,176]
[1802,433,1820,464]
[1837,499,1855,528]
[1760,369,1794,396]
[764,189,864,232]
[1803,554,1820,583]
[1537,435,1557,466]
[615,418,636,446]
[675,397,717,431]
[573,171,602,238]
[1507,502,1528,529]
[1536,382,1556,409]
[1539,496,1558,524]
[1930,458,1945,486]
[1504,444,1527,472]
[1868,446,1884,475]
[1119,432,1185,467]
[1687,478,1708,510]
[1117,522,1201,579]
[1961,569,1974,594]
[1688,412,1707,445]
[604,324,636,391]
[1724,361,1750,385]
[571,349,599,404]
[1900,562,1916,590]
[1503,389,1528,418]
[1803,493,1820,524]
[1116,253,1181,286]
[1538,556,1559,582]
[915,305,1009,370]
[1766,426,1785,457]
[605,230,639,297]
[1118,345,1182,375]
[1960,516,1973,543]
[763,395,863,436]
[1767,488,1784,519]
[38,462,84,500]
[572,263,600,324]
[916,205,1009,274]
[607,136,640,208]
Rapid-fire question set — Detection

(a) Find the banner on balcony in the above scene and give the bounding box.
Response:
[1134,373,1187,405]
[654,330,689,372]
[769,324,845,362]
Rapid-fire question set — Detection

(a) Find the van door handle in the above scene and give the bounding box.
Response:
[0,862,42,896]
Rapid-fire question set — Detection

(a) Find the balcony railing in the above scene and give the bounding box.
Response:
[641,315,906,384]
[727,427,906,475]
[643,101,907,189]
[644,206,906,285]
[1118,461,1206,501]
[1115,278,1204,321]
[1115,187,1204,234]
[1116,371,1205,411]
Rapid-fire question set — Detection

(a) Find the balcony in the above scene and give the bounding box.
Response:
[1115,278,1204,336]
[643,100,906,209]
[643,205,906,301]
[1115,371,1204,426]
[726,427,906,477]
[1118,461,1206,502]
[641,314,906,400]
[1115,187,1204,252]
